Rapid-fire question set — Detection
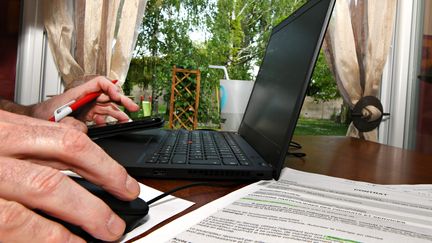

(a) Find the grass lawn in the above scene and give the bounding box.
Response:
[294,118,348,136]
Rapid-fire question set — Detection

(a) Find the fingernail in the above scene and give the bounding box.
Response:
[126,175,140,196]
[107,213,125,237]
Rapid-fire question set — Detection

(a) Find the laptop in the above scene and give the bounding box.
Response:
[95,0,335,180]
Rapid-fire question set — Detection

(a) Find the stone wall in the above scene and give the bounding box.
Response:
[300,96,343,120]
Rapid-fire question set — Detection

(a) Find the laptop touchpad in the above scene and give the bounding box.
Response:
[94,129,164,165]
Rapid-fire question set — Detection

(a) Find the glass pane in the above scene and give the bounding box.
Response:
[0,0,20,100]
[415,0,432,154]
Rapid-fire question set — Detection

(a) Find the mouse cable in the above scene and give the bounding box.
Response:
[147,181,243,206]
[289,140,302,149]
[288,140,305,157]
[287,152,306,158]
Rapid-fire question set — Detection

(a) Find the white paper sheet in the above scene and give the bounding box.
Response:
[138,168,432,243]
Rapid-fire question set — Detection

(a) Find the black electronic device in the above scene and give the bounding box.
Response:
[38,177,149,242]
[87,117,164,139]
[95,0,335,180]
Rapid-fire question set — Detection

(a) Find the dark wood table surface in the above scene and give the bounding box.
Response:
[130,135,432,241]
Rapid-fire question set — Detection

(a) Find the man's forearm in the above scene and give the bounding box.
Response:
[0,98,34,117]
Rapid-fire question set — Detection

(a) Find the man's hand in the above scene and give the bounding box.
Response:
[0,110,140,242]
[31,76,139,124]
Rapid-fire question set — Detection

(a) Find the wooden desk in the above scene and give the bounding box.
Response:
[287,136,432,184]
[131,136,432,241]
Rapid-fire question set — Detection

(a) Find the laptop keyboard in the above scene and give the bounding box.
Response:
[145,130,250,166]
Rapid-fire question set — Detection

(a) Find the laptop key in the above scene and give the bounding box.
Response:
[190,155,204,160]
[145,158,158,163]
[221,154,235,158]
[189,159,221,165]
[239,160,251,166]
[222,158,238,166]
[172,155,187,164]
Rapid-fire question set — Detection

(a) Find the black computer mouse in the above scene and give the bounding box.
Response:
[38,177,149,242]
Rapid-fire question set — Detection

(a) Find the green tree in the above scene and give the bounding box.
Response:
[309,51,340,101]
[206,0,307,80]
[131,0,219,123]
[127,0,339,124]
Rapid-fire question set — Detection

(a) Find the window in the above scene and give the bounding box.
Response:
[412,0,432,154]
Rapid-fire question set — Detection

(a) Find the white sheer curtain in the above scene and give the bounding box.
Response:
[43,0,147,89]
[323,0,396,141]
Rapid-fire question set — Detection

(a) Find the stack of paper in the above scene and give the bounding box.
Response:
[139,168,432,243]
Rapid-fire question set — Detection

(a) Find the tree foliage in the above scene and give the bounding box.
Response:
[309,51,339,101]
[126,0,338,124]
[206,0,306,80]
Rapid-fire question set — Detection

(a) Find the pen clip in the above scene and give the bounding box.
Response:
[52,100,75,122]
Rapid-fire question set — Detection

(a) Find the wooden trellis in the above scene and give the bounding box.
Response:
[169,66,201,130]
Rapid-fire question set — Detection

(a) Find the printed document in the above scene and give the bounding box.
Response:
[140,168,432,243]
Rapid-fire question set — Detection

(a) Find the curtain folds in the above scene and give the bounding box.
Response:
[323,0,396,141]
[43,0,147,89]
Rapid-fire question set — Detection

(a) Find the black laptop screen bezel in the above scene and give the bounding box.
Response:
[238,0,335,179]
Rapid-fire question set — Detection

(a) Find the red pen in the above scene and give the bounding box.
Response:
[49,80,118,122]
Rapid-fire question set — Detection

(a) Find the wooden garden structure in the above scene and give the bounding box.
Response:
[169,66,201,130]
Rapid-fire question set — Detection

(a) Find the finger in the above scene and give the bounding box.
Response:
[31,76,139,120]
[94,90,119,103]
[0,122,140,201]
[0,158,126,241]
[0,198,85,243]
[72,77,139,112]
[27,158,70,171]
[93,114,109,125]
[84,103,131,123]
[96,93,139,113]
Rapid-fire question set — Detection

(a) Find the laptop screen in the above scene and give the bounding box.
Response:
[239,0,334,178]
